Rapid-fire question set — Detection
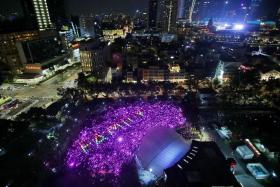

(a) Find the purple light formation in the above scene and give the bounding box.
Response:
[66,101,186,177]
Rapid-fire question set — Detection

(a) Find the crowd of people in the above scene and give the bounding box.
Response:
[66,100,187,182]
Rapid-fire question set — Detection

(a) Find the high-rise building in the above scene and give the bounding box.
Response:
[157,0,178,32]
[192,0,224,22]
[133,10,148,31]
[46,0,67,30]
[177,0,186,19]
[102,28,125,42]
[20,0,37,29]
[140,66,186,83]
[33,0,52,30]
[250,0,262,20]
[79,15,95,37]
[21,0,52,31]
[254,0,280,21]
[0,31,39,73]
[183,0,197,23]
[277,8,280,28]
[148,0,158,30]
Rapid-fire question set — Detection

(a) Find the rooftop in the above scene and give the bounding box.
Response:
[164,141,241,187]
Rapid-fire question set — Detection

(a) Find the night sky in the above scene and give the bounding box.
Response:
[67,0,148,15]
[1,0,279,17]
[0,0,149,16]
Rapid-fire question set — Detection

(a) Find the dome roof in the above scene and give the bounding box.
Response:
[136,127,190,177]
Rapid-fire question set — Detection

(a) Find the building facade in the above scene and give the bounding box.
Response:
[21,0,38,30]
[79,40,109,80]
[157,0,178,33]
[32,0,52,30]
[47,0,67,30]
[250,0,262,20]
[79,15,95,37]
[21,0,64,30]
[177,0,186,20]
[0,30,39,73]
[148,0,158,30]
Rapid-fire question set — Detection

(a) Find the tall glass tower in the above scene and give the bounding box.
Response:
[148,0,158,30]
[250,0,262,20]
[157,0,178,32]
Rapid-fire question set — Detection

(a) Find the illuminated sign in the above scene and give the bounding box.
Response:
[79,110,144,154]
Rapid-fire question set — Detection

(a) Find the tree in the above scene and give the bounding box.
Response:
[77,72,87,88]
[239,70,260,86]
[213,78,220,89]
[230,74,240,91]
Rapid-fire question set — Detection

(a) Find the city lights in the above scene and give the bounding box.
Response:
[1,0,280,186]
[66,101,185,177]
[233,24,244,30]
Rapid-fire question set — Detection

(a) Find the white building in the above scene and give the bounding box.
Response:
[247,163,270,180]
[102,29,125,42]
[236,145,254,160]
[136,127,190,184]
[217,126,232,139]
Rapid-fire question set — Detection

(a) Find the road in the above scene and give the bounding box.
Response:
[0,65,81,119]
[198,111,264,187]
[209,128,263,187]
[14,65,79,99]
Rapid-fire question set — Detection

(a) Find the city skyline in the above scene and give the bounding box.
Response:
[0,0,149,16]
[1,0,280,23]
[0,0,280,186]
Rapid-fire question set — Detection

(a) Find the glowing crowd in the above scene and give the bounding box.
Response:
[66,101,186,177]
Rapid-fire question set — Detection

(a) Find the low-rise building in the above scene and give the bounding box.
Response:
[197,88,217,105]
[80,15,95,37]
[16,36,65,74]
[236,145,254,160]
[141,66,166,82]
[126,71,135,83]
[140,66,186,83]
[165,141,241,187]
[102,29,125,42]
[260,70,280,81]
[59,28,76,48]
[168,72,186,83]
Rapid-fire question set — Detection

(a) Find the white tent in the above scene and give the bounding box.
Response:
[236,145,254,160]
[136,127,190,177]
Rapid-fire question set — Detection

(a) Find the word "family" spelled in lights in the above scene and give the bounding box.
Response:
[66,101,185,177]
